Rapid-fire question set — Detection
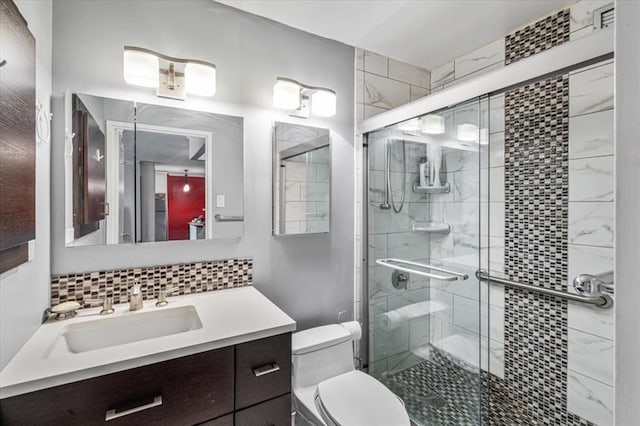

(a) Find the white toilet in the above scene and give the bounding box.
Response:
[292,323,411,426]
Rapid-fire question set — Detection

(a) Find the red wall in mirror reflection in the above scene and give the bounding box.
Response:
[167,175,205,240]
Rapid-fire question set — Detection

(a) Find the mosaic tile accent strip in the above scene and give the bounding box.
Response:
[501,34,594,426]
[50,258,253,309]
[505,9,570,65]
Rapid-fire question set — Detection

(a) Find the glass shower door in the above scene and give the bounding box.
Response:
[365,97,490,425]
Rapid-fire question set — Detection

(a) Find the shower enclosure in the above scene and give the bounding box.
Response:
[360,28,615,425]
[364,98,491,425]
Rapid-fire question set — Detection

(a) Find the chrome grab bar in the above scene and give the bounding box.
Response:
[475,270,613,309]
[214,214,244,222]
[376,258,469,282]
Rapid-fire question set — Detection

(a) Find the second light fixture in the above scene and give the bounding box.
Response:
[273,77,336,118]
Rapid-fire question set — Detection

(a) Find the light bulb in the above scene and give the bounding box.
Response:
[311,89,337,117]
[273,79,301,110]
[123,49,159,88]
[183,183,191,193]
[185,63,216,96]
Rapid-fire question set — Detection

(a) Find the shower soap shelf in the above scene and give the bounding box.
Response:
[412,182,450,194]
[410,222,451,234]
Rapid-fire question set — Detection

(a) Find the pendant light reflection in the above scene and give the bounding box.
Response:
[183,169,191,193]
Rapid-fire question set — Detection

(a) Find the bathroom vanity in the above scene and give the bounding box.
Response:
[0,287,295,425]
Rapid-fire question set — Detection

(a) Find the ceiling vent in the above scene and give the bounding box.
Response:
[593,3,614,30]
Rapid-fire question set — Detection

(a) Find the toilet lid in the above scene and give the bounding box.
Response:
[315,371,410,426]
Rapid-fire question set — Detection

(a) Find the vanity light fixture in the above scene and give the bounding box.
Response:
[183,169,191,193]
[273,77,336,118]
[123,46,216,101]
[421,114,445,134]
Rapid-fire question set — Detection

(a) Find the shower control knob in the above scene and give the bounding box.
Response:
[392,270,409,290]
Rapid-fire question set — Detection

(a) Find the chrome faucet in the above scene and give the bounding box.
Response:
[156,287,180,307]
[129,281,143,311]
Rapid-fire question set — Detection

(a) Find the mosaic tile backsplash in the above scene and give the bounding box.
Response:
[50,258,253,309]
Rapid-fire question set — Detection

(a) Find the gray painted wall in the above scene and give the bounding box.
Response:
[615,0,640,422]
[0,0,52,369]
[50,0,355,330]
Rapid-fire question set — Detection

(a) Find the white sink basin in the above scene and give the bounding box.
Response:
[46,306,202,357]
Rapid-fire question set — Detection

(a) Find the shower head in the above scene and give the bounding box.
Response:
[379,203,391,210]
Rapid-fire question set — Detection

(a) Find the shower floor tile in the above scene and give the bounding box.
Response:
[380,346,531,425]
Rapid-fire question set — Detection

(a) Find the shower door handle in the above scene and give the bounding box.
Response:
[376,258,469,281]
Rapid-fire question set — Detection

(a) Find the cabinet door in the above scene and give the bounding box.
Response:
[0,0,35,271]
[235,394,291,426]
[235,332,291,410]
[0,348,234,426]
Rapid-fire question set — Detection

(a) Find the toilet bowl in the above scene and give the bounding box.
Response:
[292,323,410,426]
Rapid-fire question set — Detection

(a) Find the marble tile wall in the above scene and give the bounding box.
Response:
[355,49,431,122]
[430,38,505,93]
[427,97,506,380]
[357,4,614,423]
[427,2,614,424]
[566,60,615,426]
[429,0,613,92]
[354,50,431,347]
[366,136,433,376]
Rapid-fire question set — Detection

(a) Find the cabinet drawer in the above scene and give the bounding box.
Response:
[0,347,234,426]
[235,333,291,410]
[198,413,233,426]
[235,393,291,426]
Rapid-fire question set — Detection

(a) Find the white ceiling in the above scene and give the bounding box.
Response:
[217,0,575,70]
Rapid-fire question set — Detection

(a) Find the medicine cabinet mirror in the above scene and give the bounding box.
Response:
[272,122,330,236]
[65,93,244,247]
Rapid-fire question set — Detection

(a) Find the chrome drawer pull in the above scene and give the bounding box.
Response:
[105,395,162,421]
[253,362,280,377]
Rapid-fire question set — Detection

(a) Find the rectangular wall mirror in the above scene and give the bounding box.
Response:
[65,93,244,247]
[272,122,330,236]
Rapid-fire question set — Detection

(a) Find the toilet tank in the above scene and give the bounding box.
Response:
[292,324,356,389]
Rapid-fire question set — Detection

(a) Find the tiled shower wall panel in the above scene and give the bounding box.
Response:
[498,6,614,425]
[367,138,432,376]
[427,98,506,380]
[566,60,614,425]
[429,0,611,93]
[354,50,431,334]
[420,2,615,424]
[50,258,253,309]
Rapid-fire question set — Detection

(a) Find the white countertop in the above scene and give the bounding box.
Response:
[0,286,296,399]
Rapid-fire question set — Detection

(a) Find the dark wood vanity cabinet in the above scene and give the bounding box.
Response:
[0,0,36,273]
[0,333,292,426]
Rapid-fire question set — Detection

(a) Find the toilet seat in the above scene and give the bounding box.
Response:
[314,371,410,426]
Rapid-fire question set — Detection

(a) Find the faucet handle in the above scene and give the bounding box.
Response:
[87,297,115,315]
[155,287,180,307]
